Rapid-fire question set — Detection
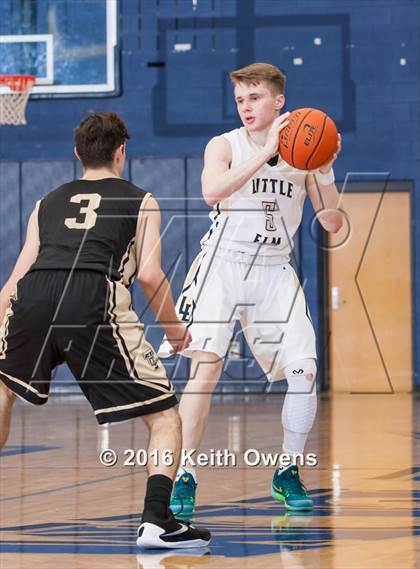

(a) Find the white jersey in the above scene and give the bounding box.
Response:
[200,127,308,260]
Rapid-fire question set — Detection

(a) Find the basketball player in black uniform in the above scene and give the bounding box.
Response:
[0,112,210,549]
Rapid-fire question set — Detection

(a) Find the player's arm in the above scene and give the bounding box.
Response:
[306,133,343,233]
[0,205,40,323]
[135,195,191,353]
[202,112,290,206]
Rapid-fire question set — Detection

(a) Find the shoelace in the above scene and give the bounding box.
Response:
[174,476,196,500]
[281,473,308,497]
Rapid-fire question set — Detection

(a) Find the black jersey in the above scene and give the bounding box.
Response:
[29,178,148,286]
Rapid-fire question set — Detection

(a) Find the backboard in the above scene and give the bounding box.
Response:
[0,0,118,97]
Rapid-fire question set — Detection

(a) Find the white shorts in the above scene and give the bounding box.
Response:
[158,247,316,381]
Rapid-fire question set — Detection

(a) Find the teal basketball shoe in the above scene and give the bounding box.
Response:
[170,471,197,518]
[271,465,313,511]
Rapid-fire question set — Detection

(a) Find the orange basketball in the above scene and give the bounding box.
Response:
[279,108,338,170]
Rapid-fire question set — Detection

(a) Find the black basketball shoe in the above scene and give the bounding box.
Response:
[136,512,211,549]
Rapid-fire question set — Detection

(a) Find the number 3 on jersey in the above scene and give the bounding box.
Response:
[64,193,102,230]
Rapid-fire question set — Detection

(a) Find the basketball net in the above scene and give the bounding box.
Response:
[0,75,35,125]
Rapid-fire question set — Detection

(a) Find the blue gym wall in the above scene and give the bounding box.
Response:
[0,0,419,389]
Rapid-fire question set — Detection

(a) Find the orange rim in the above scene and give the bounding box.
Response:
[0,74,36,92]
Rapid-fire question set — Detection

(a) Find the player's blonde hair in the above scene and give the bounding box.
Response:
[230,62,286,95]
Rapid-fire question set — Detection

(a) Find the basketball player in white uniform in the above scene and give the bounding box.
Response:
[159,63,342,514]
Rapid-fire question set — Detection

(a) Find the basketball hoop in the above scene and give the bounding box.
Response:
[0,75,35,125]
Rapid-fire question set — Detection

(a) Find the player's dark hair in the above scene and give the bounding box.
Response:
[230,62,286,95]
[74,112,130,168]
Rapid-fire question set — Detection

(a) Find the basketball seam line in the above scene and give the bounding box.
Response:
[305,113,328,170]
[291,109,314,168]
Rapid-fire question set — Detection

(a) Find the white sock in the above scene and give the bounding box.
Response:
[281,360,317,469]
[282,429,311,457]
[175,466,197,483]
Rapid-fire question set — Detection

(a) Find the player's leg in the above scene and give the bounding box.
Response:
[242,262,317,511]
[158,251,238,518]
[142,406,182,480]
[140,407,181,523]
[0,271,57,449]
[171,351,223,517]
[137,407,210,548]
[60,272,210,548]
[281,359,317,460]
[180,351,224,450]
[0,381,16,449]
[271,358,317,510]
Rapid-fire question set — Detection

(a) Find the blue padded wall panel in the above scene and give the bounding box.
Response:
[300,200,321,370]
[164,38,238,126]
[131,158,186,272]
[131,157,189,383]
[186,158,208,266]
[130,158,187,312]
[21,161,75,227]
[254,24,343,121]
[0,162,20,287]
[75,159,129,181]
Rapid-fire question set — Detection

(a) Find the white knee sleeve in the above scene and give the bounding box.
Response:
[282,359,317,455]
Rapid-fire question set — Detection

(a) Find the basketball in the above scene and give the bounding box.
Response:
[279,108,338,170]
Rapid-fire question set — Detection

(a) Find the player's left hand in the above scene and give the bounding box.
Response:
[166,322,192,354]
[318,133,341,173]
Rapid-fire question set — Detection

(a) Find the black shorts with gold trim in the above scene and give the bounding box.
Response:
[0,270,177,424]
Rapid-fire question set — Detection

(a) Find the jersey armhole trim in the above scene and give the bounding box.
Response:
[134,192,153,276]
[135,192,153,232]
[34,199,41,241]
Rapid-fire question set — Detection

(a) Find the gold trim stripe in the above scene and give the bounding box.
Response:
[117,237,136,287]
[116,192,152,287]
[0,369,48,398]
[0,289,17,359]
[106,277,174,393]
[94,390,174,416]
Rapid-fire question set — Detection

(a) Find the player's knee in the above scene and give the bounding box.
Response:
[143,406,181,433]
[284,359,317,394]
[159,407,182,432]
[190,351,223,386]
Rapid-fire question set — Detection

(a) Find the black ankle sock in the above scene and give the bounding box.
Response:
[142,474,173,520]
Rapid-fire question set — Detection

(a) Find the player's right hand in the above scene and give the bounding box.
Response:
[263,112,290,158]
[165,322,192,354]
